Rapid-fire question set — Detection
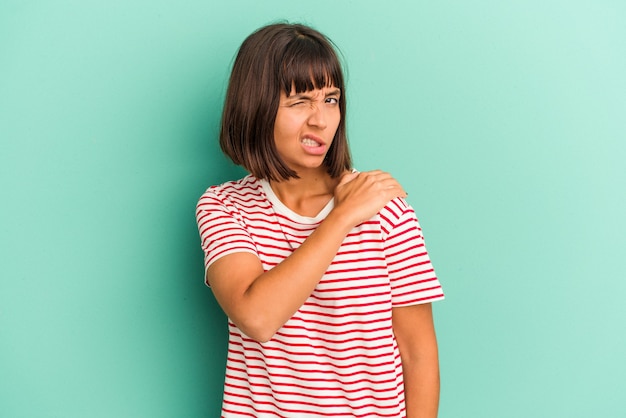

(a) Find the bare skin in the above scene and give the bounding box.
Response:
[393,303,441,418]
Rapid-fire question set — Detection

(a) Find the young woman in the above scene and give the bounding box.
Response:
[196,23,444,418]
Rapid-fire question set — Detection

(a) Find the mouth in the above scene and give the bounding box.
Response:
[300,134,325,147]
[301,138,322,147]
[300,135,327,155]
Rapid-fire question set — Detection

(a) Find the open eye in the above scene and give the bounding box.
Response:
[325,97,339,104]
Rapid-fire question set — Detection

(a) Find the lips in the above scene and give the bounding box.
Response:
[300,134,327,155]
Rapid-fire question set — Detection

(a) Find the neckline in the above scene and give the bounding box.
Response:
[259,178,334,224]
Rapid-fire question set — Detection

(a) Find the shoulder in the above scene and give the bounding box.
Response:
[197,175,263,208]
[379,197,414,223]
[378,197,422,237]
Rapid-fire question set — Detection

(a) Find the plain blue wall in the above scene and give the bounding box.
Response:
[1,1,625,417]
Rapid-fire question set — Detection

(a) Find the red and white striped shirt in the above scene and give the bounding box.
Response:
[196,175,444,417]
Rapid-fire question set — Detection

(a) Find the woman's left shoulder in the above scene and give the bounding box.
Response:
[380,196,414,218]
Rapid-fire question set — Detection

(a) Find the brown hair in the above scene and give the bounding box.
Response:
[219,23,352,181]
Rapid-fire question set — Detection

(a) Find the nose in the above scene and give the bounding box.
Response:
[307,104,327,129]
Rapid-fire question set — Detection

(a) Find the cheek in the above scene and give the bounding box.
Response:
[273,116,300,147]
[273,116,290,139]
[275,112,301,133]
[330,111,342,130]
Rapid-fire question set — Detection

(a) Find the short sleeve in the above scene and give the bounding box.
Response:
[380,198,444,307]
[196,188,258,282]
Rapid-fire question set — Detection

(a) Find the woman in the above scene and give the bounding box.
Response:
[196,23,444,418]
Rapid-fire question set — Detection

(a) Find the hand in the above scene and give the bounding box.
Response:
[332,170,407,227]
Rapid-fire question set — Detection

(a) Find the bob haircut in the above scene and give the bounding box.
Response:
[219,23,352,181]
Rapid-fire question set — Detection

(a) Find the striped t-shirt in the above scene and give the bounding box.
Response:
[196,174,444,418]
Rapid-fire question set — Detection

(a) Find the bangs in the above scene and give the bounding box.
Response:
[279,35,343,95]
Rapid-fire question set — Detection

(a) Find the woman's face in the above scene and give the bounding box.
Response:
[273,85,341,175]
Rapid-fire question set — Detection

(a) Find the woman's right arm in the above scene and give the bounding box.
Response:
[206,170,406,342]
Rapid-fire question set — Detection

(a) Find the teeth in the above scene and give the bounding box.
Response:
[301,138,320,146]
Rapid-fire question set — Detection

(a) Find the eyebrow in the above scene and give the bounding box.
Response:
[288,88,341,100]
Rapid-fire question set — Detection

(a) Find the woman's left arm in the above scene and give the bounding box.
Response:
[392,303,440,418]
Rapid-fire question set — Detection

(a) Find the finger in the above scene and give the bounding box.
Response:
[361,170,395,183]
[337,171,359,187]
[379,180,407,197]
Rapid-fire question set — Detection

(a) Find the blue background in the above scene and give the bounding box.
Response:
[1,1,625,416]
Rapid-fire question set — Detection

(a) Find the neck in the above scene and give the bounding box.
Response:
[270,170,336,199]
[268,169,339,217]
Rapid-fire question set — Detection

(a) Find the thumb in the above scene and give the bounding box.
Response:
[337,170,359,187]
